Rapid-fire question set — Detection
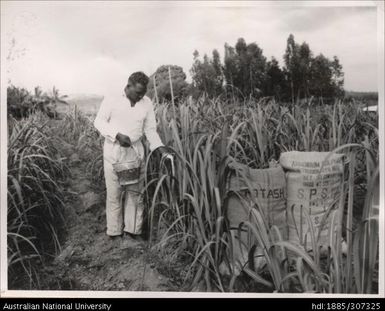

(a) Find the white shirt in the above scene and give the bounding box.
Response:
[94,94,164,162]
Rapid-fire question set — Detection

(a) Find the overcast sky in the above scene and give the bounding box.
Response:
[2,1,380,97]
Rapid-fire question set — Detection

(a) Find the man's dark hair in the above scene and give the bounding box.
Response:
[128,72,149,87]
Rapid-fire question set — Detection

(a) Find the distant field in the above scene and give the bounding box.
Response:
[345,91,378,107]
[56,91,379,118]
[58,94,104,117]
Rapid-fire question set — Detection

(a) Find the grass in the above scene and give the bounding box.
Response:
[57,106,105,185]
[144,97,379,293]
[7,112,68,289]
[7,106,105,289]
[7,93,379,293]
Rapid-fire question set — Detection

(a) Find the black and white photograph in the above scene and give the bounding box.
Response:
[0,0,383,297]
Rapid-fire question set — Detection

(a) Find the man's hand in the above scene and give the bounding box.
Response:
[157,146,172,159]
[116,133,132,147]
[157,146,174,174]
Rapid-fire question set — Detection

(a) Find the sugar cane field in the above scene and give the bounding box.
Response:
[6,87,379,293]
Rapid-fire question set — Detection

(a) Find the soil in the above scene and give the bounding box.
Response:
[37,135,180,292]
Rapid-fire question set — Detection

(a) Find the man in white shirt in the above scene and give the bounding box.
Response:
[94,72,170,245]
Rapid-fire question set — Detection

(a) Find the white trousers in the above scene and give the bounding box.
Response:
[103,141,145,236]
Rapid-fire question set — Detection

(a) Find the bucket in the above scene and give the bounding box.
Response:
[112,146,142,186]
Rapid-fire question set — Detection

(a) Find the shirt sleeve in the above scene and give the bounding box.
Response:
[93,96,118,142]
[143,98,164,151]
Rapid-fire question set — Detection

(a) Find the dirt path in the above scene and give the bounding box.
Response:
[40,140,175,291]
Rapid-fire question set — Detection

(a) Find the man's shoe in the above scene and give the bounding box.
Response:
[108,234,122,241]
[120,232,141,249]
[126,232,145,243]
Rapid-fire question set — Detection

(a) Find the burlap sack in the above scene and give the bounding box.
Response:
[280,151,345,249]
[226,163,287,273]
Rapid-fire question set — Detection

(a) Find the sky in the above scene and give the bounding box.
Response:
[1,1,380,97]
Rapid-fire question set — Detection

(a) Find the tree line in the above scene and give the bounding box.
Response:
[7,85,67,119]
[147,34,345,103]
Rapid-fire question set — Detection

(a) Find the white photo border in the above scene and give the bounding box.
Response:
[0,0,384,298]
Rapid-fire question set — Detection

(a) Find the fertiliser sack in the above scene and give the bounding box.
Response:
[280,151,345,249]
[226,162,287,274]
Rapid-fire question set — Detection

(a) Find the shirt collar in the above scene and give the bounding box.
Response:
[119,93,147,106]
